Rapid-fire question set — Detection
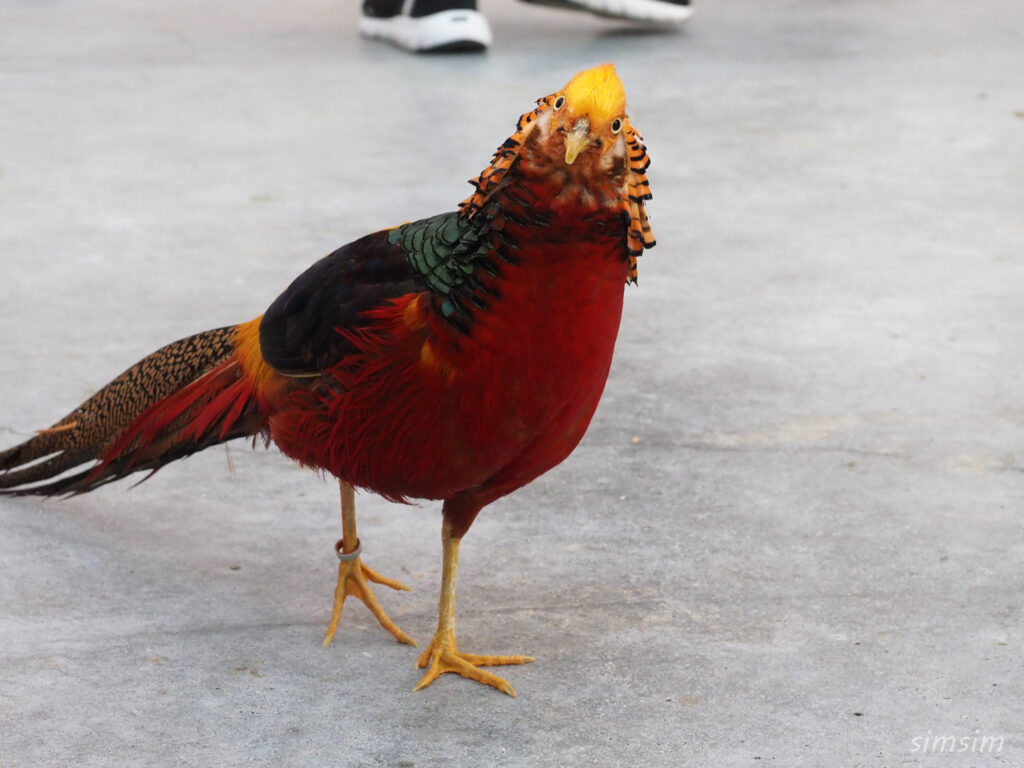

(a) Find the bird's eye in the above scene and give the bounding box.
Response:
[611,118,623,134]
[553,95,566,111]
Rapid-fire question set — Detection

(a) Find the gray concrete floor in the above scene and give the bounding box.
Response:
[1,0,1022,765]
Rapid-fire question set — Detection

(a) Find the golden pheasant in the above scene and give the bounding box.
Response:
[0,64,656,696]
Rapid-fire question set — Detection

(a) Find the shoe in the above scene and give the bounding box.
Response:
[360,0,492,52]
[519,0,692,26]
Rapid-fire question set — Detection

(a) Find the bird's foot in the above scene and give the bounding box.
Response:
[323,539,416,647]
[413,629,532,696]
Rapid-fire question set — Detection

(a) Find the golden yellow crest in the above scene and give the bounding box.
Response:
[562,63,627,126]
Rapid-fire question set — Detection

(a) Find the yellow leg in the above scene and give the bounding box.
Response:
[413,520,533,696]
[323,481,416,647]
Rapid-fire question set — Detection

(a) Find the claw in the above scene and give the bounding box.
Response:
[323,555,416,647]
[413,630,532,696]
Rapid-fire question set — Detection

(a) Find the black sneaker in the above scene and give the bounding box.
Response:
[519,0,692,26]
[361,0,492,52]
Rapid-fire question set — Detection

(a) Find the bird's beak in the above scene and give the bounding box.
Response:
[563,119,591,166]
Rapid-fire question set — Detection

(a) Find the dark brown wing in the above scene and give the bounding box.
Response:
[258,229,426,376]
[258,211,495,375]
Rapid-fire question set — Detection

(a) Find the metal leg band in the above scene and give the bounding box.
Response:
[334,537,362,562]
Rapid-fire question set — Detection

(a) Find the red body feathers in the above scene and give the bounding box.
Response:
[270,181,628,508]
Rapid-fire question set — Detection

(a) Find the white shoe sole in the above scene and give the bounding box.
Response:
[526,0,693,25]
[359,10,492,52]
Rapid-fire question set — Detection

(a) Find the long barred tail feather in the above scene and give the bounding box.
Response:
[0,326,264,497]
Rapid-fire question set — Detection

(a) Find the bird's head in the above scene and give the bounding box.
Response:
[545,64,629,168]
[462,64,656,281]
